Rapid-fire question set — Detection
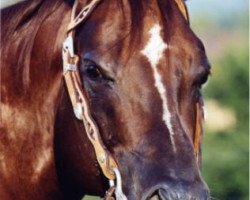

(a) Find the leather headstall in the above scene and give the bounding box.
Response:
[62,0,118,181]
[194,103,202,162]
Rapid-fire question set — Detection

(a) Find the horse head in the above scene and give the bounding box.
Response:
[56,0,210,199]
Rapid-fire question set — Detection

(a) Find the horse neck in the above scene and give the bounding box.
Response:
[0,1,76,199]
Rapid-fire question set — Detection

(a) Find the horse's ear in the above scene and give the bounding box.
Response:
[174,0,190,23]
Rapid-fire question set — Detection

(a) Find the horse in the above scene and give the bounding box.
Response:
[0,0,211,199]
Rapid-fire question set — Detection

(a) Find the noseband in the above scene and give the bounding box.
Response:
[62,0,201,199]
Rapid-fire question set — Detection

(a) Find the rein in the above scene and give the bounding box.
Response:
[62,0,201,199]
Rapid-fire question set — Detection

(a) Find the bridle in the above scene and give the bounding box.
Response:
[62,0,202,199]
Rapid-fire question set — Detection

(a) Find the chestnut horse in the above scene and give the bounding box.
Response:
[0,0,211,199]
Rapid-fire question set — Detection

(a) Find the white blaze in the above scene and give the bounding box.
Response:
[141,24,176,151]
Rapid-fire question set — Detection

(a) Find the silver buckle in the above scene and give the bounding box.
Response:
[62,36,78,74]
[63,63,77,74]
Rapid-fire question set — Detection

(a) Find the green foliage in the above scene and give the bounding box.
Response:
[84,196,100,200]
[202,43,249,200]
[204,43,249,129]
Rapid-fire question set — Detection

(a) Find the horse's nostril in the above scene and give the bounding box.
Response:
[158,189,173,200]
[146,189,163,200]
[147,188,187,200]
[145,182,209,200]
[148,190,170,200]
[158,185,209,200]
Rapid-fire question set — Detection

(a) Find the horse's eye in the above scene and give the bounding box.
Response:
[85,64,102,80]
[81,59,115,83]
[197,73,209,86]
[194,70,210,88]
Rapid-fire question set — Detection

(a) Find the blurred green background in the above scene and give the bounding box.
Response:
[1,0,249,199]
[187,1,249,200]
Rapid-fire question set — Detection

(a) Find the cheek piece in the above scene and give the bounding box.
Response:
[63,1,127,199]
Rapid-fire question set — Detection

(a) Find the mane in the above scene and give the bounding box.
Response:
[0,0,69,92]
[0,0,175,92]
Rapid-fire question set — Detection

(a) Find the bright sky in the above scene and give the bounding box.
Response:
[1,0,248,13]
[1,0,248,20]
[187,0,248,17]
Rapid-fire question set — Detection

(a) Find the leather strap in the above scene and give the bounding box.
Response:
[194,103,202,160]
[67,0,102,33]
[63,46,118,180]
[63,0,118,180]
